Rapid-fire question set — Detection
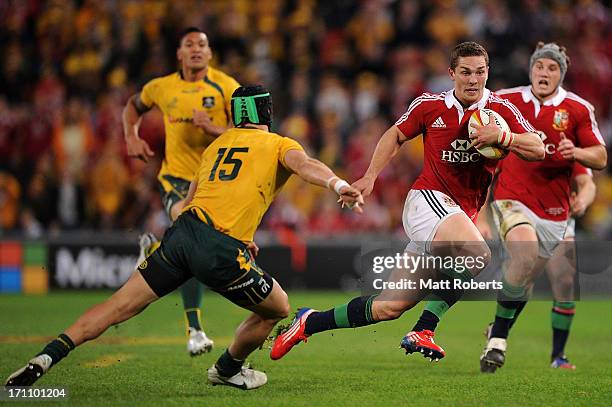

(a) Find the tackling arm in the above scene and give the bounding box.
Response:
[363,125,406,181]
[283,149,364,211]
[351,125,407,196]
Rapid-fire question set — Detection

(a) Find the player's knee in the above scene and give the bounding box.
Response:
[276,292,291,320]
[262,289,290,322]
[515,256,538,276]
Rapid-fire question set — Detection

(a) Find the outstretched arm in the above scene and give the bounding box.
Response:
[123,93,155,162]
[283,149,364,212]
[353,125,407,196]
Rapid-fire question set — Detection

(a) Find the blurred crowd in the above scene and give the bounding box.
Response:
[0,0,611,240]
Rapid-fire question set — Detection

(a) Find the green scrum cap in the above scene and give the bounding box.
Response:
[231,85,273,127]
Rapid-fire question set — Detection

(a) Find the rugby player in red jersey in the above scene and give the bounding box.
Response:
[483,164,596,370]
[271,42,544,362]
[479,42,606,373]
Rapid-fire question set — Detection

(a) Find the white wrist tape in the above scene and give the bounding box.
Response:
[326,176,339,189]
[334,180,350,195]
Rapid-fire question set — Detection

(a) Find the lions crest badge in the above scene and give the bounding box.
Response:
[552,109,569,131]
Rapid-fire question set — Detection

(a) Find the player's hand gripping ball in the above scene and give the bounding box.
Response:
[468,109,511,159]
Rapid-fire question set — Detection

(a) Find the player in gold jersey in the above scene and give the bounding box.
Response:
[6,85,363,389]
[122,27,240,355]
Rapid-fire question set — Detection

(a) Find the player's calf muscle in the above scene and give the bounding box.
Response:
[372,300,414,321]
[65,298,146,345]
[65,303,118,345]
[67,273,158,344]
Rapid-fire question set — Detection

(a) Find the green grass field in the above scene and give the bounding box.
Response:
[1,291,611,406]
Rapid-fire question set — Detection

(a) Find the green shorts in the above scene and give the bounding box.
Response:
[158,175,191,217]
[138,211,274,307]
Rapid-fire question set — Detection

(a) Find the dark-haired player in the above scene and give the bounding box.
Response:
[271,42,544,362]
[122,27,240,355]
[479,42,606,373]
[6,86,364,389]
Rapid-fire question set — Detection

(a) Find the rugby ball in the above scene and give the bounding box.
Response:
[468,109,510,159]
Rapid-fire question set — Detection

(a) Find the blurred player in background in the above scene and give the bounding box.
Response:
[5,85,364,389]
[122,27,240,355]
[478,42,606,373]
[481,164,596,369]
[271,42,544,362]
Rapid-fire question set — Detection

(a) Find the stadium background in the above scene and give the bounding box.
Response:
[0,0,610,292]
[1,2,612,405]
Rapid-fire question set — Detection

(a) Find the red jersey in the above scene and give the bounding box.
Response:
[395,89,536,220]
[493,86,604,221]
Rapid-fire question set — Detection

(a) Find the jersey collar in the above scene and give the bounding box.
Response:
[176,67,211,82]
[444,88,491,111]
[522,85,567,106]
[445,88,490,122]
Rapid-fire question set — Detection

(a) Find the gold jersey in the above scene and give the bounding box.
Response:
[139,68,240,188]
[185,127,304,242]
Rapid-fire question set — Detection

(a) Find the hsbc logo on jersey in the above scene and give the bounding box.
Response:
[539,131,557,155]
[545,143,557,155]
[539,132,558,156]
[441,138,481,163]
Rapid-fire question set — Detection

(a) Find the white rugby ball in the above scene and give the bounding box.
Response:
[468,108,510,159]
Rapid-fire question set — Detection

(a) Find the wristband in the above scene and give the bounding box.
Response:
[326,176,339,189]
[334,180,350,195]
[498,130,515,149]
